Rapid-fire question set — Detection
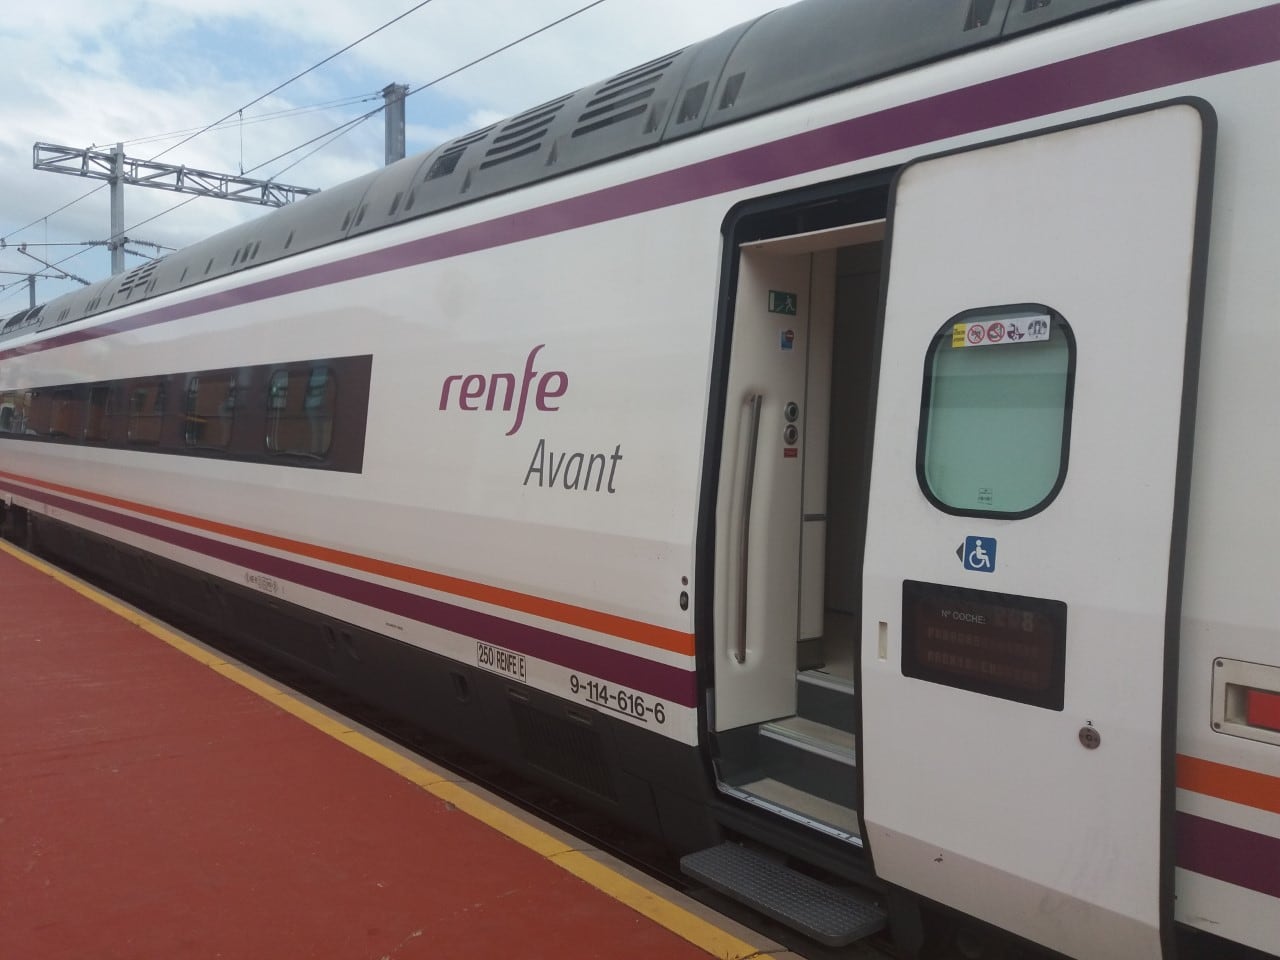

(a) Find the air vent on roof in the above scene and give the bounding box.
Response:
[965,0,999,29]
[480,96,571,170]
[114,260,159,303]
[231,242,258,266]
[572,53,677,138]
[3,309,32,332]
[426,150,464,180]
[425,125,497,181]
[677,82,709,125]
[83,296,102,316]
[719,72,746,111]
[454,125,495,148]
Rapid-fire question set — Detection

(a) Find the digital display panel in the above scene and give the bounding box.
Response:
[902,580,1067,710]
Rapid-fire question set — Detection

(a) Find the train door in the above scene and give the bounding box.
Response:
[710,216,885,843]
[861,103,1214,959]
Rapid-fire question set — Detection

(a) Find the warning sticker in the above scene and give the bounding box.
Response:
[952,315,1051,348]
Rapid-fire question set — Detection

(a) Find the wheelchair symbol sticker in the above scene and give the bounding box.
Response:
[960,536,997,573]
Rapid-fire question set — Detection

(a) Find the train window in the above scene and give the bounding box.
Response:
[0,391,29,434]
[23,390,55,437]
[184,373,237,449]
[127,381,167,445]
[48,389,81,438]
[266,366,335,457]
[917,305,1074,518]
[1,355,368,471]
[84,387,111,442]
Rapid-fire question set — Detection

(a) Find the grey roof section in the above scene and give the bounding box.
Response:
[5,0,1139,344]
[1003,0,1137,35]
[703,0,1010,131]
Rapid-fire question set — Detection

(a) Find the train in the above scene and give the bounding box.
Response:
[2,0,1277,957]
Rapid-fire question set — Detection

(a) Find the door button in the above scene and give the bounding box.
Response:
[782,424,799,445]
[783,401,800,423]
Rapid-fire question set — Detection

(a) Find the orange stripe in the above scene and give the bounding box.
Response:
[0,469,695,656]
[1177,754,1280,816]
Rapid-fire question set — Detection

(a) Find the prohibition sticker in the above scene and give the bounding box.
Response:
[953,314,1051,348]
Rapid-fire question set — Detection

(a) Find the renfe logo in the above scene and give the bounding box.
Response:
[438,344,567,435]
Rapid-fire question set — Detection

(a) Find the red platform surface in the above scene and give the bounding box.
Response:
[0,549,739,959]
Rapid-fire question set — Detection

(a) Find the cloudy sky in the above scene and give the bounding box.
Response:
[0,0,797,313]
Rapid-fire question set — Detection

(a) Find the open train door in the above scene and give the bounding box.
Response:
[860,102,1214,960]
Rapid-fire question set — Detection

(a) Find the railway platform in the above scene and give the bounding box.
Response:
[0,541,798,960]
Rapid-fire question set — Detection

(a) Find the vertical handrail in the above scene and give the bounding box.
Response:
[735,393,763,664]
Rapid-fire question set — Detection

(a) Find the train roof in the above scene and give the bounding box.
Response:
[4,0,1138,342]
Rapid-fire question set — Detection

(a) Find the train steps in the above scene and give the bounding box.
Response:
[680,842,887,947]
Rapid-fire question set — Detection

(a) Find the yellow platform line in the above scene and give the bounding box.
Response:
[0,540,773,960]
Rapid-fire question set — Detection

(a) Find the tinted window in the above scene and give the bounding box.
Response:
[0,355,369,472]
[128,381,166,445]
[184,373,236,449]
[266,366,335,457]
[84,387,111,442]
[918,305,1074,517]
[0,391,30,434]
[49,388,80,438]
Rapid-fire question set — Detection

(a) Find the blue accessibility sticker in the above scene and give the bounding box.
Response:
[960,536,997,573]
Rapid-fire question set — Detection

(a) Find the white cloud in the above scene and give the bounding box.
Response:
[0,0,795,311]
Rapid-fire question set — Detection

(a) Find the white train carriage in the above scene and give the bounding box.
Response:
[1,1,1277,957]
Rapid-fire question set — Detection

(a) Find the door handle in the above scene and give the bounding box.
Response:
[735,393,763,665]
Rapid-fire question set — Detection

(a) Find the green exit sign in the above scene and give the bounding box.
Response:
[768,290,798,315]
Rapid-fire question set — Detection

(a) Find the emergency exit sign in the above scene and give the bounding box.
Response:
[768,290,798,315]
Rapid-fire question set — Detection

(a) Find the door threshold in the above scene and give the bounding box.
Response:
[719,778,864,845]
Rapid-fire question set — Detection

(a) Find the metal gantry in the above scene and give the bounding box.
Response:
[32,142,320,207]
[32,142,321,274]
[28,84,404,281]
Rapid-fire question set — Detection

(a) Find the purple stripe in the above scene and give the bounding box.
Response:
[1177,812,1280,898]
[4,7,1278,364]
[10,481,697,707]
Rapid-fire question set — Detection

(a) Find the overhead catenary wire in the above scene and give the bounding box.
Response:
[1,0,443,248]
[120,110,383,238]
[142,0,442,167]
[120,94,383,149]
[40,0,615,268]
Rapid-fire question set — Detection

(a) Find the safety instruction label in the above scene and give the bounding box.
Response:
[952,315,1050,348]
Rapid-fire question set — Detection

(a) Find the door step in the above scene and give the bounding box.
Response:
[797,668,857,733]
[727,776,861,838]
[756,715,857,810]
[760,715,855,761]
[680,842,887,947]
